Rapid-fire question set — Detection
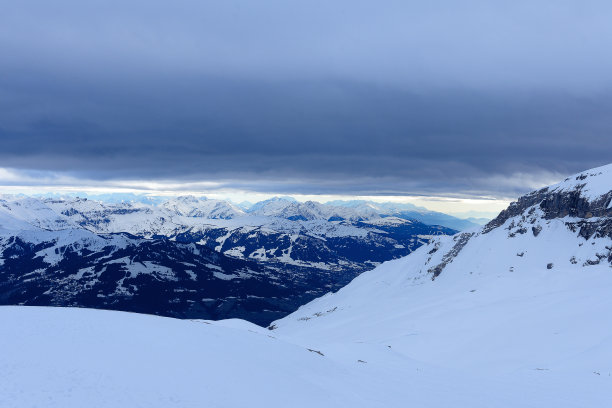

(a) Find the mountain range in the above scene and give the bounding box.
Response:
[0,194,456,324]
[2,163,611,407]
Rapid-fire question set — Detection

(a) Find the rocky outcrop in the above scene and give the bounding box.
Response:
[484,172,612,239]
[428,232,475,279]
[428,166,612,280]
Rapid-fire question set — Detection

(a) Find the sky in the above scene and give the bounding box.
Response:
[1,1,611,215]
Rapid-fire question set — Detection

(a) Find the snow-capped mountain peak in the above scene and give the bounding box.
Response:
[248,198,380,222]
[160,196,246,219]
[552,163,612,200]
[0,196,76,231]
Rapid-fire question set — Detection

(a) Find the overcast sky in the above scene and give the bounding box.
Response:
[1,0,611,212]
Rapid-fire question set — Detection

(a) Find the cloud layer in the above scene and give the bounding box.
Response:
[1,1,611,199]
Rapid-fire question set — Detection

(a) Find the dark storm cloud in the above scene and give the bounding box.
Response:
[1,0,612,198]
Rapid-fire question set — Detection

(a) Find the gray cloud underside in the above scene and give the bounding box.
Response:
[1,1,612,198]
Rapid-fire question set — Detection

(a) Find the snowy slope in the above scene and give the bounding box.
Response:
[272,223,612,370]
[2,305,605,408]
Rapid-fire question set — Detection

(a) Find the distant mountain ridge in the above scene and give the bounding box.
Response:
[0,194,456,324]
[20,193,483,230]
[324,199,482,230]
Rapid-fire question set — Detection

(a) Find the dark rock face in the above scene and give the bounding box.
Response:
[565,218,612,241]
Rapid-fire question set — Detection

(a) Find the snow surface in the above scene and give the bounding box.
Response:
[3,303,609,408]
